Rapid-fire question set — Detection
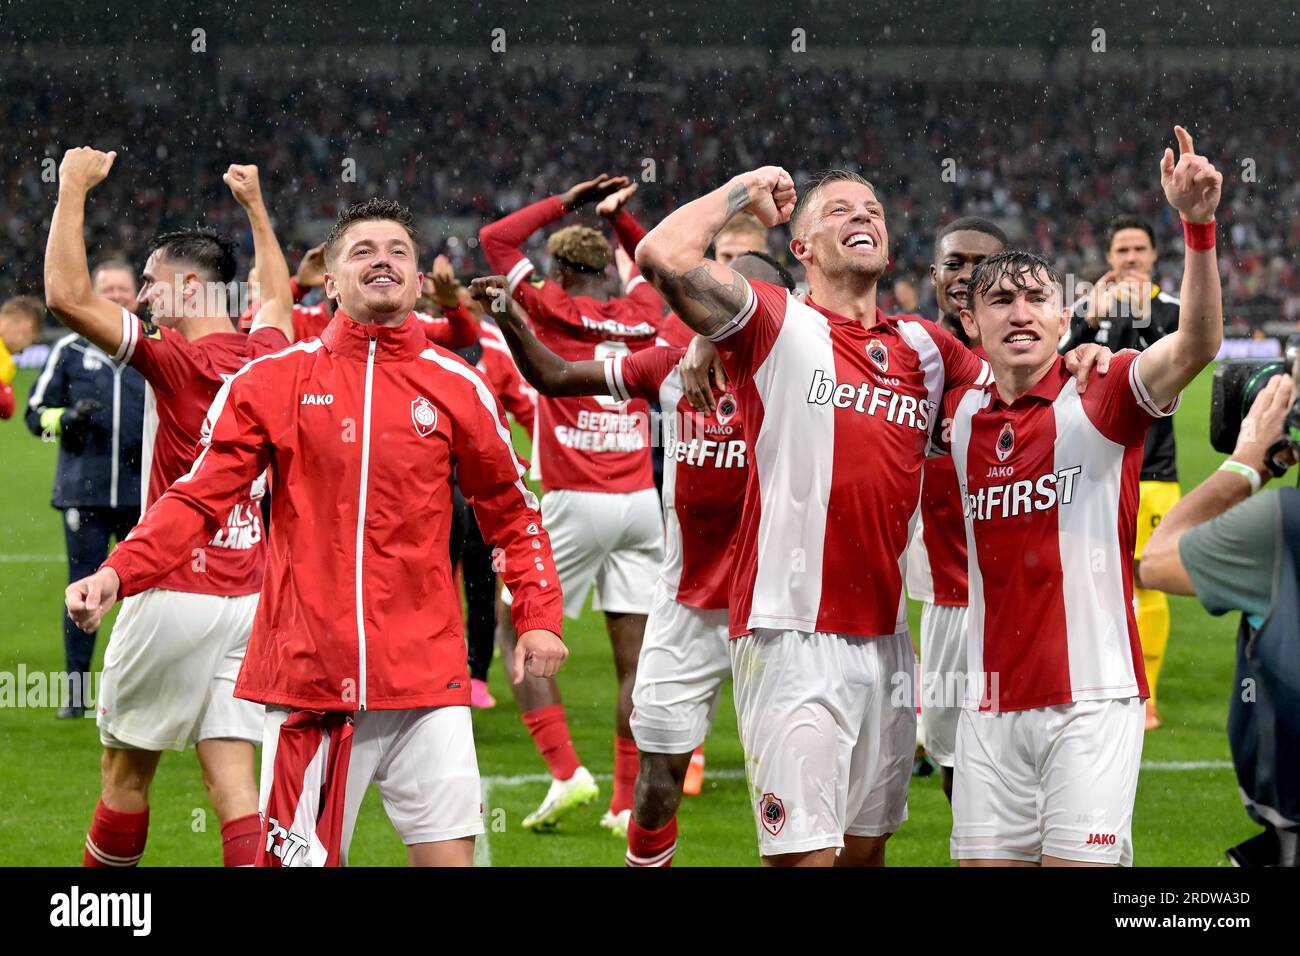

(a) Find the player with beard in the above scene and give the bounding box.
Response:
[906,217,1006,801]
[67,199,566,867]
[636,168,1109,866]
[944,127,1222,866]
[45,149,294,867]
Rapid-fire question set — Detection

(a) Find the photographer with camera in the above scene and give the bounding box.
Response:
[1139,348,1300,866]
[24,262,145,719]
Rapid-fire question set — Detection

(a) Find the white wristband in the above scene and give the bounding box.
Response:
[1219,460,1262,494]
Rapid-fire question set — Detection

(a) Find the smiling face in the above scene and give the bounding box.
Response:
[324,220,422,323]
[789,180,888,287]
[931,230,1006,319]
[961,264,1067,377]
[92,266,138,312]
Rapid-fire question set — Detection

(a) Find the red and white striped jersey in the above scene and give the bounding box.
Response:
[606,346,747,610]
[709,280,991,638]
[946,351,1170,712]
[905,454,969,606]
[111,307,286,597]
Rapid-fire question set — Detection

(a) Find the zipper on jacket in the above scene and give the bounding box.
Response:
[354,336,377,711]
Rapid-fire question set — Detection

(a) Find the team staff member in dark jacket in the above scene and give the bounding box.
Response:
[1058,217,1183,730]
[26,260,145,718]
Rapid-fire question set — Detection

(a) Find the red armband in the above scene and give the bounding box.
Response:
[1182,218,1216,251]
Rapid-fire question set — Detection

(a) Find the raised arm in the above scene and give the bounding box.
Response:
[44,148,130,355]
[469,276,609,397]
[1132,126,1224,409]
[635,166,795,337]
[225,164,294,341]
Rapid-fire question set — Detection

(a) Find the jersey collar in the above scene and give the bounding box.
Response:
[986,355,1069,409]
[802,296,897,331]
[323,310,425,362]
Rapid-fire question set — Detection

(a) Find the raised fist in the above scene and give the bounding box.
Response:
[733,166,796,228]
[223,164,263,208]
[1160,126,1222,225]
[58,147,117,194]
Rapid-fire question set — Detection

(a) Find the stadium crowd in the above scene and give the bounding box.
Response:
[4,58,1300,329]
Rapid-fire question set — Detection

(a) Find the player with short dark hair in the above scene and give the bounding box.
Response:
[45,147,295,868]
[906,216,1006,802]
[944,127,1223,866]
[67,198,567,867]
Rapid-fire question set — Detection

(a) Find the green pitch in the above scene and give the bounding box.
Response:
[0,363,1260,866]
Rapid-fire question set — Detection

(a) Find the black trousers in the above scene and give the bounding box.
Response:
[61,505,139,703]
[448,488,497,682]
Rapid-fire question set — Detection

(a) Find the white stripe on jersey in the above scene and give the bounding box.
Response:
[605,354,632,404]
[113,307,139,364]
[707,281,759,343]
[1128,350,1181,419]
[656,365,687,601]
[1053,378,1141,700]
[747,292,832,631]
[506,259,535,294]
[951,388,988,708]
[904,498,934,603]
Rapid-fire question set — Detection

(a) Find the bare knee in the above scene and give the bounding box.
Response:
[100,747,160,812]
[196,739,258,824]
[837,833,889,867]
[633,751,690,829]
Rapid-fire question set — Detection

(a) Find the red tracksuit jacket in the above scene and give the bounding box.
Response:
[104,310,563,711]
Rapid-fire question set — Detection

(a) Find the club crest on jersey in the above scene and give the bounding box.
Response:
[411,396,439,437]
[866,338,889,373]
[758,793,786,836]
[715,392,738,425]
[996,421,1015,462]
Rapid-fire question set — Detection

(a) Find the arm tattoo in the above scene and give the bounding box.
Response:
[664,265,749,337]
[725,180,751,219]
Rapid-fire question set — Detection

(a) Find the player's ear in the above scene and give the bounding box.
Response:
[323,272,338,302]
[959,306,978,342]
[789,235,811,266]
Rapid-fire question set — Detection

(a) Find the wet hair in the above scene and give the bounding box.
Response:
[547,225,612,274]
[935,216,1008,251]
[145,228,239,284]
[790,169,879,237]
[967,250,1062,308]
[732,250,796,292]
[323,199,419,266]
[1107,216,1157,250]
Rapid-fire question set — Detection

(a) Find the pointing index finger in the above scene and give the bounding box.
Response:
[1174,125,1194,157]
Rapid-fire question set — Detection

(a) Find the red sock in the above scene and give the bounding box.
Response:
[611,736,639,815]
[626,816,677,867]
[221,812,263,867]
[522,704,581,781]
[83,799,148,867]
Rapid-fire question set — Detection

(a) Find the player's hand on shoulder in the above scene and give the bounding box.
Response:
[223,163,263,208]
[733,166,796,227]
[1160,125,1222,224]
[1063,343,1113,395]
[65,567,121,634]
[514,629,567,682]
[58,147,117,194]
[681,335,726,414]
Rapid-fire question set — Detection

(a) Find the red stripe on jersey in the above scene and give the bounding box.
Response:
[258,711,354,867]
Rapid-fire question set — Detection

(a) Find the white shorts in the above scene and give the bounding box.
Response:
[97,589,263,751]
[951,697,1145,865]
[260,705,483,863]
[918,602,968,768]
[501,488,664,618]
[629,578,731,754]
[730,629,915,857]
